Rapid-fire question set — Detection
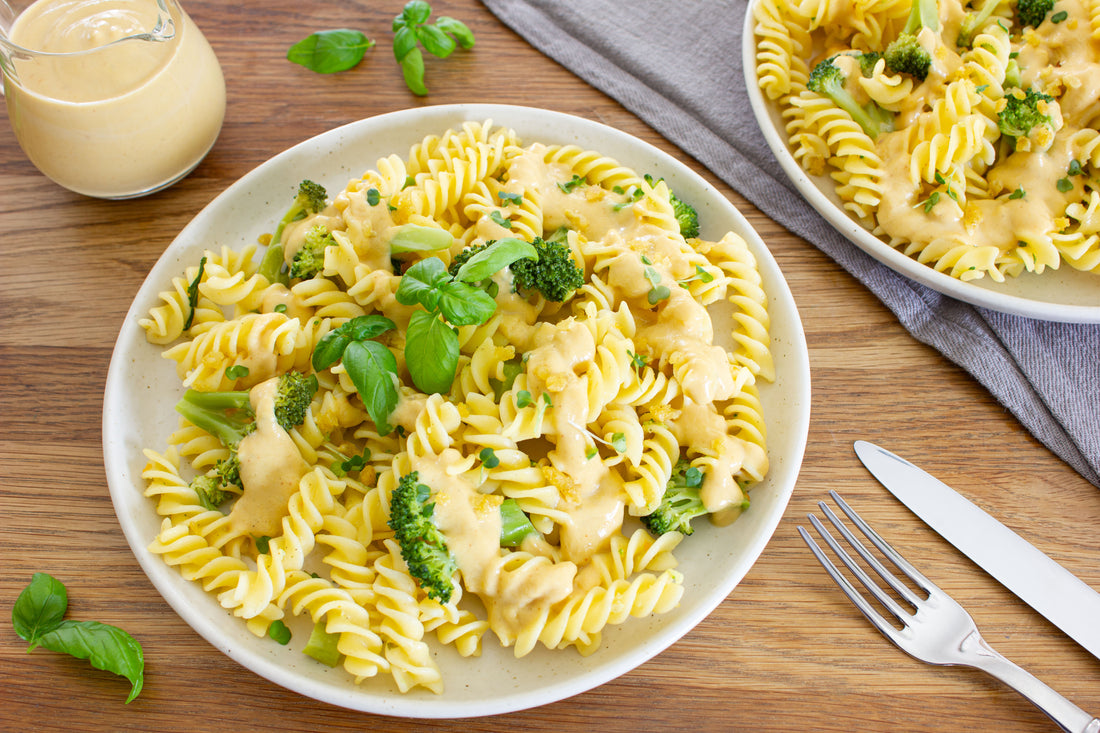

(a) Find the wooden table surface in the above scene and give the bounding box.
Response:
[2,1,1098,730]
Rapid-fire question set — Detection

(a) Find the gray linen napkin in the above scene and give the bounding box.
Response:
[481,0,1100,487]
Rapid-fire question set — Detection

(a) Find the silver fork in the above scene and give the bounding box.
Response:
[800,491,1100,733]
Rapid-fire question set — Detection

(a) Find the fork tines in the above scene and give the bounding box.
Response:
[798,490,941,637]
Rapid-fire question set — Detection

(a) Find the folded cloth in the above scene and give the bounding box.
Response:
[481,0,1100,487]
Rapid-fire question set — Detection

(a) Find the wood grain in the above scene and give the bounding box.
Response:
[1,1,1097,730]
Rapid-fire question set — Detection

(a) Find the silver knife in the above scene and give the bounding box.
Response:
[854,440,1100,662]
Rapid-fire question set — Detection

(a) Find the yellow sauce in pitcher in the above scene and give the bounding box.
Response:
[4,0,225,198]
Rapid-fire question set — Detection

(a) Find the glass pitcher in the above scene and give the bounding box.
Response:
[0,0,225,199]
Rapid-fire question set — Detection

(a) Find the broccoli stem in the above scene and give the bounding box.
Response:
[175,392,253,448]
[302,620,342,667]
[258,242,289,286]
[499,498,536,547]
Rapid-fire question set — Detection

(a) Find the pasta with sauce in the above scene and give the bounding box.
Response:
[139,120,773,693]
[752,0,1100,282]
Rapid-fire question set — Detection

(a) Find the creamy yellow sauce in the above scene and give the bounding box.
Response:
[4,0,225,198]
[229,377,309,537]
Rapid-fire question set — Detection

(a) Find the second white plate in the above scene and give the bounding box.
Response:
[741,2,1100,324]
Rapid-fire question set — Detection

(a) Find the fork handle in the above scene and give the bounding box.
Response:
[962,631,1100,733]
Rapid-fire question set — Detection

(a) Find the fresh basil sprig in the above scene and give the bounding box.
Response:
[396,257,498,393]
[312,315,398,434]
[13,573,144,703]
[312,241,525,430]
[287,29,375,74]
[392,1,475,96]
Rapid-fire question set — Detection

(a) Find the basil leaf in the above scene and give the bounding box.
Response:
[436,280,497,326]
[12,572,68,647]
[346,314,397,341]
[436,17,475,49]
[312,331,350,372]
[392,24,418,60]
[342,340,399,435]
[400,47,428,96]
[37,620,144,703]
[313,315,397,371]
[416,23,456,58]
[400,0,432,27]
[389,223,453,253]
[395,257,449,308]
[453,237,538,283]
[287,29,374,74]
[405,310,459,393]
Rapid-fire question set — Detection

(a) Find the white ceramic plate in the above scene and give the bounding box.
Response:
[102,104,811,717]
[741,4,1100,324]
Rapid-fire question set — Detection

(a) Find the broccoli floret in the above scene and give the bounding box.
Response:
[191,472,238,510]
[447,241,491,277]
[671,194,699,239]
[289,225,335,280]
[388,472,458,603]
[807,56,895,138]
[998,87,1055,139]
[449,236,586,302]
[260,180,330,285]
[509,236,585,301]
[857,51,883,77]
[957,0,1008,48]
[271,371,319,430]
[641,459,709,536]
[885,0,938,79]
[175,371,317,438]
[885,35,931,81]
[275,179,328,244]
[1017,0,1055,28]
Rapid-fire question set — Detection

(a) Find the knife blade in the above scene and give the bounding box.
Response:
[854,440,1100,662]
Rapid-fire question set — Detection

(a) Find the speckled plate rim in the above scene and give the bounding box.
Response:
[741,3,1100,324]
[103,103,811,718]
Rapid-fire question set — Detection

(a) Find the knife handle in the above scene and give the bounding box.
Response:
[967,635,1099,733]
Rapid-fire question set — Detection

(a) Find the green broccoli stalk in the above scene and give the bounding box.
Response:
[807,56,895,138]
[998,87,1055,139]
[1017,0,1055,28]
[302,620,342,667]
[956,0,1008,48]
[640,459,709,536]
[499,498,537,547]
[289,225,335,280]
[175,372,318,507]
[885,0,938,80]
[388,472,458,603]
[449,235,586,302]
[260,180,330,285]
